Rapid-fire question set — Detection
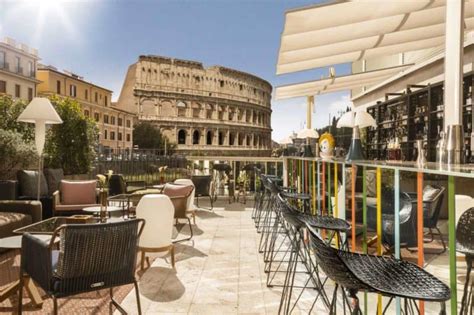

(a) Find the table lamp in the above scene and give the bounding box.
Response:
[337,110,376,161]
[17,98,63,200]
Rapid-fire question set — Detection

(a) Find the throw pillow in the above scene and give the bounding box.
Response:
[60,180,97,205]
[44,168,64,196]
[17,170,48,198]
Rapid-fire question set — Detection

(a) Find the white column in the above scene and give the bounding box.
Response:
[444,0,465,128]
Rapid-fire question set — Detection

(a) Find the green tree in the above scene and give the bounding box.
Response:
[133,122,175,154]
[43,96,99,175]
[0,129,37,179]
[0,96,34,141]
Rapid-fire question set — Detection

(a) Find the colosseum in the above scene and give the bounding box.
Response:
[116,55,273,156]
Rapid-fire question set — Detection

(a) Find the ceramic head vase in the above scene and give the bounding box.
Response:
[319,132,335,159]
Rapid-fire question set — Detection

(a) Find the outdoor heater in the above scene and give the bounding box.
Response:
[336,110,376,161]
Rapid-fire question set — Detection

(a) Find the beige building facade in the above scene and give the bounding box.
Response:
[0,37,40,101]
[116,55,273,157]
[36,65,135,154]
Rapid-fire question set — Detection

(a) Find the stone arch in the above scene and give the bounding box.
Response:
[178,129,186,144]
[177,101,187,117]
[246,135,251,146]
[161,100,173,117]
[140,98,156,116]
[206,130,213,145]
[229,132,235,146]
[193,130,200,145]
[218,131,224,146]
[238,133,244,146]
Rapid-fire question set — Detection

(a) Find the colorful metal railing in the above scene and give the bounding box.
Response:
[283,157,470,315]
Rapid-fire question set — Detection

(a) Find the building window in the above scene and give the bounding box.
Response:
[126,134,130,142]
[56,80,61,94]
[104,95,108,106]
[206,131,213,145]
[95,92,98,103]
[0,80,6,93]
[118,118,123,126]
[28,88,33,101]
[104,130,108,139]
[104,115,109,124]
[28,61,34,77]
[110,116,115,125]
[110,131,115,140]
[177,101,186,117]
[118,132,122,141]
[177,129,186,144]
[94,112,99,122]
[15,56,21,74]
[69,84,76,97]
[220,80,224,88]
[126,119,131,128]
[15,84,20,98]
[192,130,200,145]
[0,51,5,68]
[84,109,90,117]
[229,132,235,146]
[85,89,88,100]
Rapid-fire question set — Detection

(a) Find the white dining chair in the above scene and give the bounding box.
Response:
[136,194,175,270]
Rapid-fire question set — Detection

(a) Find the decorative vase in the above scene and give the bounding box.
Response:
[99,188,108,223]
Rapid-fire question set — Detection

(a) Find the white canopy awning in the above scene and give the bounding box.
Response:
[277,0,474,74]
[275,64,412,100]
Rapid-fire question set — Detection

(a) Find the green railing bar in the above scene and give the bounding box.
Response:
[341,163,346,244]
[448,175,457,315]
[394,169,401,315]
[363,166,368,315]
[317,161,321,214]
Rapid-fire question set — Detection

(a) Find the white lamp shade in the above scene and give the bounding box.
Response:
[354,111,376,128]
[297,128,319,139]
[336,111,355,128]
[17,98,63,124]
[280,137,294,145]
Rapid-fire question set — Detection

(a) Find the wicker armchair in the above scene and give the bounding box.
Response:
[456,208,474,315]
[306,225,450,314]
[18,219,145,315]
[174,178,198,225]
[191,175,213,210]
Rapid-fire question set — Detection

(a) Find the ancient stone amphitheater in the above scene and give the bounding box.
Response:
[116,55,272,156]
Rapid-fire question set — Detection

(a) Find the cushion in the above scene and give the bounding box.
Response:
[17,170,48,198]
[60,180,97,205]
[0,212,31,239]
[162,183,193,198]
[423,185,440,201]
[44,169,64,196]
[55,204,100,212]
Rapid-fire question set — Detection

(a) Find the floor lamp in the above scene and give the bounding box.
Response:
[17,98,63,200]
[337,110,376,161]
[297,128,319,157]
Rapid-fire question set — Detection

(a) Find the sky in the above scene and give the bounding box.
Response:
[0,0,353,141]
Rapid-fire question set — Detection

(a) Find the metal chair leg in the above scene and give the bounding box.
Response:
[134,280,142,315]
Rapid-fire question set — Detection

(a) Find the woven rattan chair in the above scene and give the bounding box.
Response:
[306,225,451,315]
[163,183,195,242]
[456,207,474,315]
[18,219,145,315]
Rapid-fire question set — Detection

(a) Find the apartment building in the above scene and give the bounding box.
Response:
[36,65,135,153]
[0,37,40,101]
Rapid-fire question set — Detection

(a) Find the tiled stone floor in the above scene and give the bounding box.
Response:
[119,198,469,315]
